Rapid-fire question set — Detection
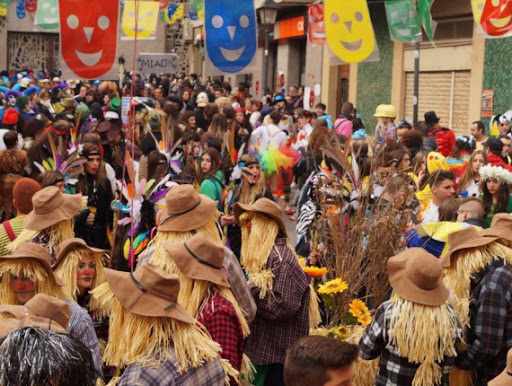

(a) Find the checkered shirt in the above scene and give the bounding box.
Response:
[117,349,225,386]
[455,259,512,384]
[245,238,310,365]
[360,300,462,386]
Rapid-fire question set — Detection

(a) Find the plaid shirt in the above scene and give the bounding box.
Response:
[65,300,103,377]
[117,349,225,386]
[245,238,310,365]
[197,291,244,372]
[360,300,462,386]
[455,259,512,385]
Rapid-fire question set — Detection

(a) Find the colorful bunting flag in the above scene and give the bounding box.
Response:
[417,0,436,41]
[25,0,36,12]
[16,0,26,19]
[164,3,183,25]
[35,0,59,30]
[385,0,421,43]
[189,0,204,22]
[0,0,10,17]
[472,0,512,38]
[122,1,159,40]
[307,4,326,45]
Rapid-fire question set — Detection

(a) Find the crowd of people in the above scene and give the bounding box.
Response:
[0,67,511,386]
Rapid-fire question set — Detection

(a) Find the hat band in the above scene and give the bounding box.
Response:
[161,197,202,226]
[184,242,221,270]
[130,271,178,312]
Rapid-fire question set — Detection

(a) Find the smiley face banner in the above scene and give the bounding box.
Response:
[164,3,183,25]
[59,0,119,79]
[35,0,59,30]
[307,4,326,45]
[205,0,257,74]
[385,0,421,43]
[122,1,159,40]
[324,0,378,63]
[472,0,512,38]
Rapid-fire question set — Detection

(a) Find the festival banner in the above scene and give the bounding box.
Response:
[35,0,59,30]
[16,0,26,18]
[324,0,378,63]
[0,0,10,17]
[122,1,159,40]
[58,0,119,79]
[418,0,436,41]
[385,0,421,43]
[204,0,257,74]
[472,0,512,38]
[189,0,204,24]
[164,3,183,25]
[25,0,36,13]
[307,4,326,46]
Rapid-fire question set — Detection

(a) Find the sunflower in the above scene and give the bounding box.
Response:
[298,257,306,268]
[303,266,328,277]
[349,299,369,318]
[357,312,372,326]
[331,325,350,340]
[317,278,348,295]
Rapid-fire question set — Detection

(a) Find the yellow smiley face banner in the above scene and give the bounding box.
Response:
[472,0,512,38]
[324,0,378,63]
[122,1,160,40]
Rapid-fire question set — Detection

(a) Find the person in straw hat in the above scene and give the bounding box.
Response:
[442,226,512,384]
[0,242,102,375]
[481,213,512,248]
[165,233,249,382]
[140,184,256,323]
[360,248,463,385]
[489,348,512,386]
[234,197,312,385]
[8,185,83,265]
[90,262,236,385]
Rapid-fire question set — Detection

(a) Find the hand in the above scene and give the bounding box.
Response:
[220,215,235,226]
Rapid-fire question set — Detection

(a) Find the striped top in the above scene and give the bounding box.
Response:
[0,215,25,256]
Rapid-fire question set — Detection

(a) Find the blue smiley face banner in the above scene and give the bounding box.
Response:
[205,0,257,74]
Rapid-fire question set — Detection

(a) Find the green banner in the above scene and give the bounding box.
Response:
[385,0,421,43]
[418,0,437,41]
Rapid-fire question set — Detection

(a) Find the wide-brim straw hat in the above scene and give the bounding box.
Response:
[481,213,512,242]
[53,237,109,269]
[441,227,498,268]
[0,243,65,287]
[388,248,449,307]
[104,262,195,323]
[234,197,287,237]
[165,233,229,288]
[488,348,512,386]
[24,186,82,231]
[0,318,18,339]
[158,185,217,232]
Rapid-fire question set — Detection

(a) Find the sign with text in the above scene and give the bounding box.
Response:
[136,53,180,74]
[481,89,494,118]
[274,16,305,39]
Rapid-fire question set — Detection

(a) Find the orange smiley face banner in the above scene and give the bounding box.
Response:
[472,0,512,38]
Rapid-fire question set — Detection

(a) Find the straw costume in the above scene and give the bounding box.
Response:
[7,186,82,265]
[442,227,512,384]
[90,262,234,386]
[360,248,463,386]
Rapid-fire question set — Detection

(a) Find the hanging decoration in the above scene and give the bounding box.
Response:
[472,0,512,38]
[189,0,204,22]
[16,0,26,19]
[25,0,36,13]
[0,0,10,17]
[324,0,377,63]
[385,0,421,43]
[307,4,326,45]
[204,0,257,73]
[35,0,59,30]
[155,0,168,10]
[122,1,159,40]
[59,0,120,79]
[164,3,183,25]
[417,0,436,41]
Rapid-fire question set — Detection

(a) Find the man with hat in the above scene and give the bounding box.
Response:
[234,197,311,385]
[483,136,512,172]
[90,262,232,385]
[425,110,455,157]
[442,227,512,384]
[360,248,463,385]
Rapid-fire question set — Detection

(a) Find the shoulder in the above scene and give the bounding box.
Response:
[482,264,512,292]
[66,300,94,323]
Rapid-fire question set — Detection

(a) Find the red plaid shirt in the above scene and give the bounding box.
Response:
[197,291,245,372]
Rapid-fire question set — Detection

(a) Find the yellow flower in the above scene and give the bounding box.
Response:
[349,299,369,318]
[317,278,348,295]
[332,325,350,340]
[358,312,372,326]
[303,266,328,277]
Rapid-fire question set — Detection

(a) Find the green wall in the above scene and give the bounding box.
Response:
[356,3,394,133]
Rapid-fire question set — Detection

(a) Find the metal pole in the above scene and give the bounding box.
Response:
[413,40,420,123]
[262,27,269,96]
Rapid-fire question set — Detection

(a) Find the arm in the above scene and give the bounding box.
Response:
[199,179,218,202]
[359,305,387,360]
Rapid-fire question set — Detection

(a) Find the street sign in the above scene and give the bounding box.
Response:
[136,53,180,74]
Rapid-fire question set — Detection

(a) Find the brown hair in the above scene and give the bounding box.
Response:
[36,170,64,188]
[199,148,222,181]
[207,113,227,139]
[458,197,485,219]
[341,102,354,115]
[78,143,107,191]
[438,198,460,222]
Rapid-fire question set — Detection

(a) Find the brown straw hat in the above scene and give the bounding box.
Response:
[165,233,229,288]
[0,243,65,286]
[234,197,287,237]
[0,318,17,339]
[481,213,512,242]
[388,248,449,307]
[53,237,109,269]
[441,227,498,268]
[24,186,82,231]
[158,185,218,232]
[489,348,512,386]
[104,262,195,323]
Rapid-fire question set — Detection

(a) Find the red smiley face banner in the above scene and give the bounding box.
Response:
[472,0,512,38]
[59,0,120,79]
[308,4,326,45]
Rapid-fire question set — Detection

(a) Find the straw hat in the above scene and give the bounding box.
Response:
[489,348,512,385]
[0,319,17,339]
[0,243,65,286]
[24,186,82,231]
[481,213,512,242]
[104,262,195,323]
[441,227,498,268]
[165,233,229,288]
[388,248,449,307]
[234,197,287,237]
[53,238,109,269]
[158,185,217,232]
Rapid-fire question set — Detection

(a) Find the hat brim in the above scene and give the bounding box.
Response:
[158,194,218,232]
[54,240,108,269]
[0,318,18,339]
[17,316,67,334]
[481,228,512,242]
[0,255,65,287]
[441,235,499,268]
[234,202,288,238]
[0,305,25,319]
[164,241,230,288]
[389,253,449,307]
[104,269,195,324]
[24,194,82,231]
